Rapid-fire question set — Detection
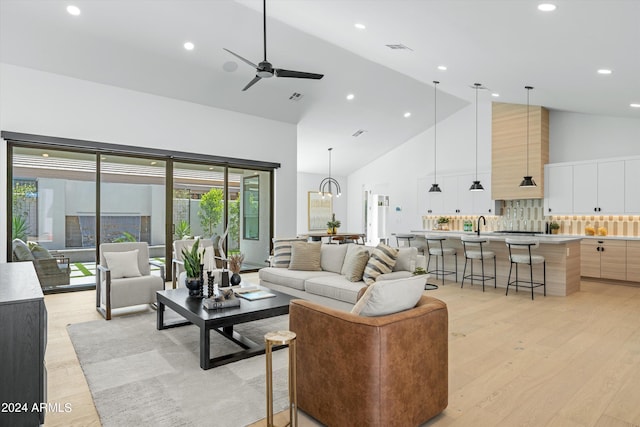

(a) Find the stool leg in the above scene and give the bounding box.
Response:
[493,256,497,288]
[440,255,445,287]
[515,263,519,293]
[506,261,513,296]
[530,262,535,300]
[480,256,485,292]
[266,342,273,426]
[543,261,546,296]
[462,256,468,288]
[455,253,458,282]
[470,257,474,287]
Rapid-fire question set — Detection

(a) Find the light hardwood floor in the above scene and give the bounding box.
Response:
[43,274,640,427]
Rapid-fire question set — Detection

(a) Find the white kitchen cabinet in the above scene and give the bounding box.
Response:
[573,160,624,214]
[544,164,573,215]
[422,174,444,215]
[471,172,495,214]
[421,173,493,216]
[624,159,640,213]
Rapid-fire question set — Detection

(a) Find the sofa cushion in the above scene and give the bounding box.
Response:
[27,241,54,259]
[272,237,307,268]
[363,243,399,285]
[342,249,370,282]
[289,242,322,271]
[351,275,425,316]
[304,275,366,304]
[320,244,348,274]
[259,267,335,291]
[340,245,369,274]
[12,239,35,261]
[377,271,413,281]
[393,247,418,272]
[103,249,143,279]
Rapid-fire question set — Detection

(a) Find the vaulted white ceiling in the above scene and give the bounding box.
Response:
[1,0,639,176]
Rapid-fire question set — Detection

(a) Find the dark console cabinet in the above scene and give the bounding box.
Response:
[0,263,47,427]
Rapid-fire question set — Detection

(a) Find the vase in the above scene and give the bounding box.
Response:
[185,278,202,297]
[230,272,242,286]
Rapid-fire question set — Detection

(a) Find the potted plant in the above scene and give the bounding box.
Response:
[327,213,341,235]
[413,267,427,276]
[437,216,450,231]
[228,252,245,286]
[550,222,560,234]
[181,239,205,296]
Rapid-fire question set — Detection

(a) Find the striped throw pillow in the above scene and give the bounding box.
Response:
[288,242,322,271]
[272,238,306,268]
[363,243,399,285]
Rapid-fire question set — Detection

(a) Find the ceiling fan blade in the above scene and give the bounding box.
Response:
[242,76,262,91]
[223,48,259,69]
[275,69,324,79]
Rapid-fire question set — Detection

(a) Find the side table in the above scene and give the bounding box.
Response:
[265,330,297,427]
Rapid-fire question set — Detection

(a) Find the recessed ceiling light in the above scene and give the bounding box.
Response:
[538,3,557,12]
[42,153,49,158]
[491,93,500,97]
[346,93,355,101]
[183,42,195,51]
[404,112,411,118]
[437,65,447,71]
[354,23,366,30]
[631,103,640,108]
[66,5,81,16]
[597,69,613,75]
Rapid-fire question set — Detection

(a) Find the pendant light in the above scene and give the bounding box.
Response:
[429,81,442,192]
[318,147,341,198]
[520,86,537,187]
[469,83,484,191]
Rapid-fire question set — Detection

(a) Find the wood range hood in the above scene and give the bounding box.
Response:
[491,102,549,201]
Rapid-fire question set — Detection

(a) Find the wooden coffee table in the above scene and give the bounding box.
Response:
[156,286,293,370]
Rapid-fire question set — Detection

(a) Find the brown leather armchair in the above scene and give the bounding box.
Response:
[289,295,448,427]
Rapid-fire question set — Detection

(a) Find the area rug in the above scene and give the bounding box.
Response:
[68,310,292,427]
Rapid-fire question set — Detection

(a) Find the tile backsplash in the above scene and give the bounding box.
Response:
[423,199,640,236]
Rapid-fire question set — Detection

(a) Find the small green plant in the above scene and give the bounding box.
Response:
[12,216,29,241]
[437,216,450,224]
[327,213,341,229]
[550,222,560,230]
[113,231,137,243]
[181,239,205,279]
[175,220,192,239]
[413,267,427,276]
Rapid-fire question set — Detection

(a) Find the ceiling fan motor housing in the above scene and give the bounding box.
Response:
[257,61,274,78]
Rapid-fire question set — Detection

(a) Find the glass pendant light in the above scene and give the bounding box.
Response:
[429,81,442,192]
[469,83,484,191]
[520,86,537,187]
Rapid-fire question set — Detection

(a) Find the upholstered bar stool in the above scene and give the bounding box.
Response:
[425,235,457,287]
[460,235,496,292]
[505,238,546,300]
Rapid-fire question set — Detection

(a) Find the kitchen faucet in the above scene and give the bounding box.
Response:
[477,215,486,236]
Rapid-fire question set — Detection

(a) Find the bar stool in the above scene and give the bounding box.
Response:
[425,235,457,287]
[461,235,496,292]
[395,233,415,248]
[265,330,297,427]
[505,238,546,300]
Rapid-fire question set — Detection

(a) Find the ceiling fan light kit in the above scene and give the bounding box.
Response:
[223,0,324,91]
[520,85,537,188]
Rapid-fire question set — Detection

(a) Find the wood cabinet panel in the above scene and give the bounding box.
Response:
[600,240,627,281]
[625,241,640,282]
[580,239,601,278]
[492,102,548,200]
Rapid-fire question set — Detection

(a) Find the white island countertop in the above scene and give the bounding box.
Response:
[409,230,583,244]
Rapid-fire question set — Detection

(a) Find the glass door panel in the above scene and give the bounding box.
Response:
[11,147,97,290]
[99,155,166,276]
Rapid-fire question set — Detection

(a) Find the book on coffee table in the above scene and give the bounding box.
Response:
[236,290,276,301]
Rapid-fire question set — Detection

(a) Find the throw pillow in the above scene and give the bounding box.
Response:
[341,249,370,282]
[362,243,399,285]
[12,239,34,261]
[288,242,322,271]
[28,242,54,259]
[103,249,142,279]
[272,238,306,268]
[351,276,425,317]
[320,244,349,273]
[392,247,418,272]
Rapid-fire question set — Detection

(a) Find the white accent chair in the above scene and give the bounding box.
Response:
[96,242,165,320]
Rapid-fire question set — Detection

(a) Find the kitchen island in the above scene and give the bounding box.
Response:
[409,230,582,296]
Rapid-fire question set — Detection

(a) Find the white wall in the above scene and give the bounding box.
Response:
[549,111,640,163]
[0,63,297,262]
[347,101,492,239]
[297,172,348,236]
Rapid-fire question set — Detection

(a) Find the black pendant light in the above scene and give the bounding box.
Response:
[469,83,484,191]
[520,86,537,187]
[429,81,442,192]
[318,147,341,198]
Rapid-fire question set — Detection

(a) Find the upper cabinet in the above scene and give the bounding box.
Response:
[624,159,640,213]
[420,172,493,216]
[492,102,549,200]
[544,164,573,215]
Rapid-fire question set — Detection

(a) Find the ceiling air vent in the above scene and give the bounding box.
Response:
[352,129,367,137]
[385,44,413,50]
[289,92,303,101]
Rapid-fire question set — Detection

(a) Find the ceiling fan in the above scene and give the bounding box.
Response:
[223,0,324,91]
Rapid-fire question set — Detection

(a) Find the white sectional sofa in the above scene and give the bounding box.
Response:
[259,243,426,305]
